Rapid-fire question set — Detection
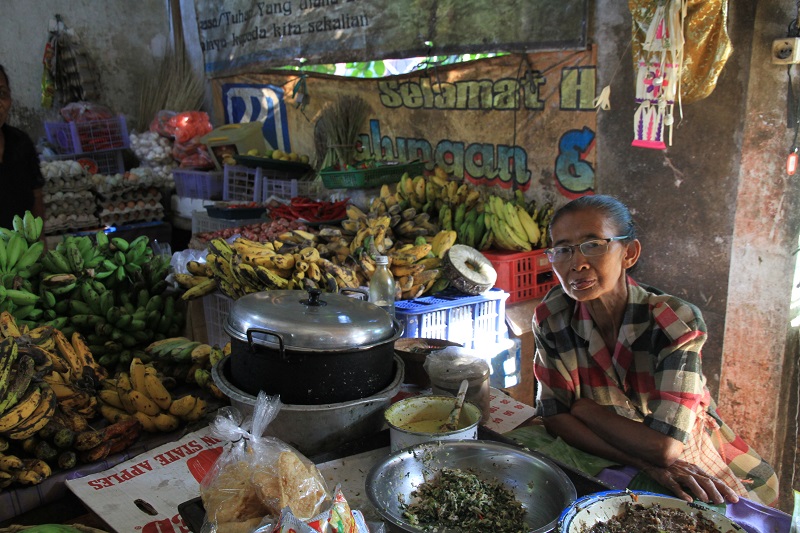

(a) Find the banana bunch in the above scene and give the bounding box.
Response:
[0,211,47,323]
[0,311,108,448]
[0,450,53,487]
[178,232,360,300]
[367,184,439,241]
[143,337,223,388]
[96,357,207,433]
[483,194,552,252]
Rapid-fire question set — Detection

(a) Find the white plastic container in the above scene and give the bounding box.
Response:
[384,395,481,452]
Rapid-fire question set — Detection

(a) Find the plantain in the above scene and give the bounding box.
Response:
[52,329,83,377]
[73,428,106,451]
[116,372,138,415]
[128,390,161,416]
[0,385,43,433]
[0,354,34,415]
[5,385,57,440]
[180,277,218,300]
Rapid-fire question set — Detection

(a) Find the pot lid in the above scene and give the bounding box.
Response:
[224,289,399,351]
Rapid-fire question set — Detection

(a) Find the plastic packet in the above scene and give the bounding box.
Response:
[150,110,177,137]
[200,393,331,533]
[60,101,114,122]
[167,111,213,143]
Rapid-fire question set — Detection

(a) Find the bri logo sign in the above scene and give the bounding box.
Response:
[221,83,291,153]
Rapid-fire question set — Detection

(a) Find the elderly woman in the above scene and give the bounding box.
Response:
[532,194,778,506]
[0,63,45,230]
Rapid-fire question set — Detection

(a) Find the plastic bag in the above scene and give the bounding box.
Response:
[167,111,213,144]
[60,101,114,122]
[200,393,330,533]
[150,110,178,137]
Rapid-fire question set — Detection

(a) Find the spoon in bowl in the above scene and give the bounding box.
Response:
[440,379,469,432]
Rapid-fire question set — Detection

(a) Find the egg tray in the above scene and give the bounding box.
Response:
[43,189,94,204]
[96,187,162,204]
[45,199,96,218]
[44,215,100,235]
[99,206,164,226]
[43,176,93,193]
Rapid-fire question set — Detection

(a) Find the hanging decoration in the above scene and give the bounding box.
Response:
[40,14,100,108]
[628,0,732,149]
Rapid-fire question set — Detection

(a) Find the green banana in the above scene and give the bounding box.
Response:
[95,231,110,249]
[43,250,72,274]
[0,238,7,273]
[5,289,39,306]
[111,237,130,252]
[5,233,28,271]
[14,240,44,272]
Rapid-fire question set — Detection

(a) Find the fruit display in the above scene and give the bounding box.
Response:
[0,311,148,488]
[189,218,311,250]
[95,356,208,433]
[142,337,228,399]
[483,194,553,252]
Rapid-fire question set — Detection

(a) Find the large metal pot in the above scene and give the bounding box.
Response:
[225,288,404,405]
[212,354,405,456]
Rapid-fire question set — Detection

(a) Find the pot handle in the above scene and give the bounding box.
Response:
[246,327,287,359]
[339,287,368,300]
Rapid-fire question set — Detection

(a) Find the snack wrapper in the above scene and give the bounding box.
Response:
[200,392,331,533]
[274,486,372,533]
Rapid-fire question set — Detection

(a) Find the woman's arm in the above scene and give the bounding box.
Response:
[570,397,683,467]
[546,399,739,504]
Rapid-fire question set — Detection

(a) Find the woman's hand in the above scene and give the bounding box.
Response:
[641,460,740,504]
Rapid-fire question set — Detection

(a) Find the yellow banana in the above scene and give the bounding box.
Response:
[100,403,132,424]
[98,389,126,410]
[129,358,148,396]
[6,386,56,440]
[143,374,172,411]
[132,411,158,432]
[181,397,208,422]
[168,394,198,417]
[116,372,138,414]
[52,329,82,377]
[153,413,180,432]
[128,390,161,416]
[0,386,43,433]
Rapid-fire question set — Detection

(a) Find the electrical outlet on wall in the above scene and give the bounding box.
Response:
[773,38,800,64]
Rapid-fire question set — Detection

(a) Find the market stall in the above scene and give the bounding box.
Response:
[0,0,798,531]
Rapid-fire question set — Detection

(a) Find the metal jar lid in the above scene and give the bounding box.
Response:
[224,288,399,352]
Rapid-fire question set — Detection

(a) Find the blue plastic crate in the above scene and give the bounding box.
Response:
[394,288,509,350]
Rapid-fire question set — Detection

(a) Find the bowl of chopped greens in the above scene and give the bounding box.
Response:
[365,440,577,533]
[557,490,745,533]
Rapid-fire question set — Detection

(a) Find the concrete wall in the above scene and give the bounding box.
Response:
[0,1,171,138]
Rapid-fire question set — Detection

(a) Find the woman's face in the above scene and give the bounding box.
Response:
[549,208,640,302]
[0,73,10,128]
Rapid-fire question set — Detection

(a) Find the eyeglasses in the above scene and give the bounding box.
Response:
[545,236,630,263]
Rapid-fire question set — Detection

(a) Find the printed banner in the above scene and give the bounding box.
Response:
[212,50,598,201]
[194,0,588,77]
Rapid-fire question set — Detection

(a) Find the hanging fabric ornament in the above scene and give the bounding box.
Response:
[631,0,683,150]
[629,0,732,149]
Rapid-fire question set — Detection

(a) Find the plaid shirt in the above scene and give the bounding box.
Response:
[532,277,778,505]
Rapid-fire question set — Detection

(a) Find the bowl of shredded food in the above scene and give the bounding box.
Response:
[557,490,746,533]
[365,440,577,533]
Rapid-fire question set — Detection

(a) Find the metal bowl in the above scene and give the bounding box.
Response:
[366,440,577,533]
[558,490,745,532]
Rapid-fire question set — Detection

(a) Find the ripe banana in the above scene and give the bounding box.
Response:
[0,385,43,433]
[167,394,198,417]
[143,373,172,410]
[128,390,161,416]
[6,385,56,440]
